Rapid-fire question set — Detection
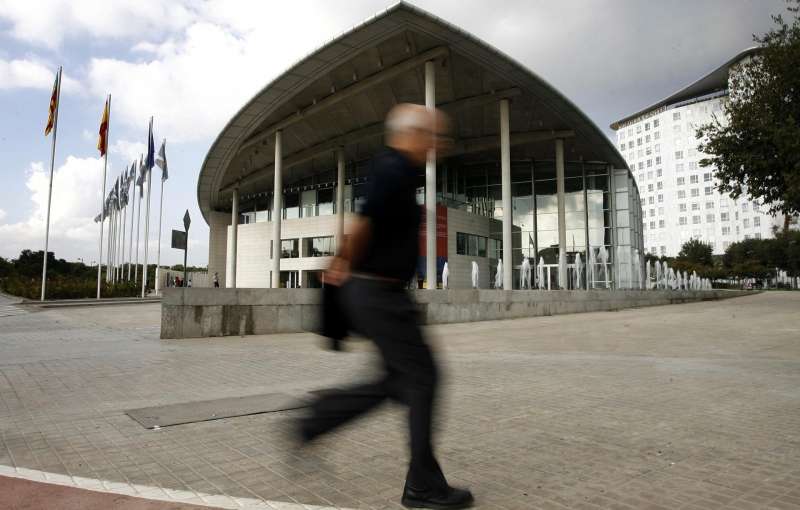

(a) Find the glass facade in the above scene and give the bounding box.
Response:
[231,157,641,290]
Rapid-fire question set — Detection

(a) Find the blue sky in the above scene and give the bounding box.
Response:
[0,0,783,267]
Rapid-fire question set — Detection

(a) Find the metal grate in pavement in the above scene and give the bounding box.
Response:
[125,392,307,429]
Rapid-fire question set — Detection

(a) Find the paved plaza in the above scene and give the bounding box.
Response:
[0,292,799,509]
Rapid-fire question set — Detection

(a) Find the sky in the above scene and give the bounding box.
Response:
[0,0,785,267]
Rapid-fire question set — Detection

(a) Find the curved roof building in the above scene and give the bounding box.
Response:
[200,2,643,290]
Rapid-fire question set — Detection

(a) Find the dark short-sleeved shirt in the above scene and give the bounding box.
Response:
[354,148,421,281]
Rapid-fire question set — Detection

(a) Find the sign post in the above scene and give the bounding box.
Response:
[182,210,191,287]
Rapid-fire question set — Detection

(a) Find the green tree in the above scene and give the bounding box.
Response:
[677,239,714,266]
[696,1,800,228]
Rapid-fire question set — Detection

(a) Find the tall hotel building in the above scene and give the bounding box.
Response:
[611,49,784,256]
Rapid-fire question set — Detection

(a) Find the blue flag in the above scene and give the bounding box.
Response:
[145,118,155,171]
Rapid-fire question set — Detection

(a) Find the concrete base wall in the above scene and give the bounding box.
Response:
[161,288,756,339]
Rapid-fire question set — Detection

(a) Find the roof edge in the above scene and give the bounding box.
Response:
[610,47,760,130]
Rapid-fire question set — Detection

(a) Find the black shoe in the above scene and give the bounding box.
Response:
[401,486,474,509]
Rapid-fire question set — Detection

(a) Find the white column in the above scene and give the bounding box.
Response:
[556,138,567,289]
[230,187,239,288]
[271,130,283,288]
[500,99,512,291]
[336,148,345,251]
[425,60,437,289]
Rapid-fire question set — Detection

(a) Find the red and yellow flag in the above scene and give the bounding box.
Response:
[97,98,109,156]
[44,73,59,136]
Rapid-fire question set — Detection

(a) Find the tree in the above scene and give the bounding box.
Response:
[696,1,800,228]
[677,239,714,266]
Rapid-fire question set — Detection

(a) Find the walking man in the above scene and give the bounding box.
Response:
[296,104,473,509]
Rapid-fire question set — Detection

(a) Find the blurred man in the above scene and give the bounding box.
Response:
[297,104,472,509]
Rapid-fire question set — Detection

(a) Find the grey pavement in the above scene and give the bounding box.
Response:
[0,292,799,509]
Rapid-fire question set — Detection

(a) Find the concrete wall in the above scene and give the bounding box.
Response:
[222,214,359,288]
[207,211,230,289]
[161,288,755,339]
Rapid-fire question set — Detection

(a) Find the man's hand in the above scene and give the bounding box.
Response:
[325,256,350,287]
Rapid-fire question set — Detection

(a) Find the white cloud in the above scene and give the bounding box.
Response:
[0,0,196,48]
[84,2,371,142]
[0,58,80,92]
[0,209,5,221]
[0,156,108,261]
[110,139,147,164]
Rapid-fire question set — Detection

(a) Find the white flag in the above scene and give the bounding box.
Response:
[156,139,168,181]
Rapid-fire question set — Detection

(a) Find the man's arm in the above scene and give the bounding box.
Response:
[325,216,371,286]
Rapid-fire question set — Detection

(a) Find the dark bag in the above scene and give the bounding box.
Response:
[321,284,349,350]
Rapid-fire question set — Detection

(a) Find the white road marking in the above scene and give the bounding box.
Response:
[0,464,355,510]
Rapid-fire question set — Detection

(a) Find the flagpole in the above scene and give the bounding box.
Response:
[155,160,165,295]
[134,159,142,284]
[96,94,110,298]
[109,205,116,283]
[40,66,62,301]
[128,165,137,280]
[141,154,152,297]
[114,197,122,283]
[121,187,127,282]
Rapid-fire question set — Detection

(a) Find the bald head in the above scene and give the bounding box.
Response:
[384,103,450,165]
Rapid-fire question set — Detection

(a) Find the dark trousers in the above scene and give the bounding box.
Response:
[302,277,447,491]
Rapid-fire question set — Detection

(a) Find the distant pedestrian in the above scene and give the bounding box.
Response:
[297,104,472,509]
[213,272,220,288]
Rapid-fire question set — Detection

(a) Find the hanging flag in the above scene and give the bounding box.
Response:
[136,155,145,196]
[97,99,110,156]
[145,118,155,170]
[155,139,168,181]
[44,73,59,136]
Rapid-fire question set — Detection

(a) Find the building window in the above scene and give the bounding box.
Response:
[301,190,316,218]
[691,203,700,211]
[679,203,687,212]
[754,217,761,227]
[654,119,660,127]
[654,131,661,140]
[741,202,749,211]
[650,221,656,229]
[679,217,687,225]
[673,112,681,121]
[649,209,655,217]
[722,226,731,235]
[675,151,684,160]
[645,122,651,131]
[691,189,700,197]
[753,203,760,212]
[638,162,644,170]
[656,168,662,177]
[648,196,654,205]
[677,177,685,186]
[676,163,684,172]
[303,236,335,257]
[658,194,663,203]
[706,214,715,223]
[703,173,712,182]
[678,190,686,199]
[659,220,665,228]
[743,219,750,228]
[655,143,660,153]
[318,188,334,216]
[692,215,701,224]
[637,138,642,146]
[690,175,699,184]
[281,238,299,258]
[660,246,667,255]
[755,233,762,239]
[706,201,714,209]
[646,158,652,167]
[704,187,713,196]
[456,232,488,257]
[647,171,653,180]
[721,212,730,222]
[648,184,654,192]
